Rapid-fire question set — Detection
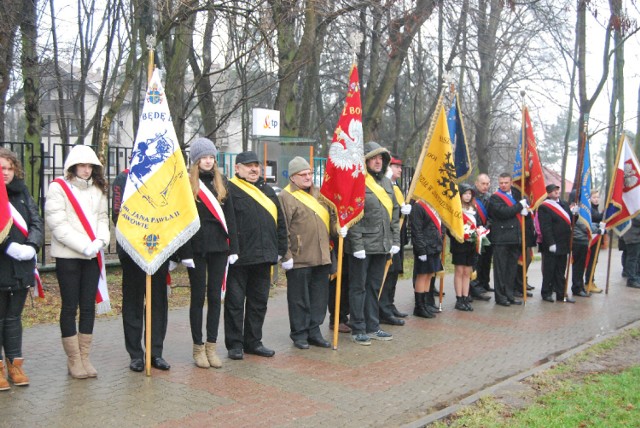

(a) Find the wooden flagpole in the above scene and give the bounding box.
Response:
[377,89,448,300]
[145,49,154,377]
[590,133,626,293]
[519,92,528,304]
[332,236,344,349]
[564,117,588,299]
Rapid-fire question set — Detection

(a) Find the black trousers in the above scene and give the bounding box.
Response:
[120,253,169,360]
[492,245,520,304]
[188,252,227,344]
[541,252,568,298]
[474,244,493,289]
[286,265,330,342]
[0,289,28,361]
[224,263,271,351]
[515,248,533,294]
[572,243,588,294]
[348,253,386,335]
[379,271,400,320]
[56,258,100,337]
[329,255,350,324]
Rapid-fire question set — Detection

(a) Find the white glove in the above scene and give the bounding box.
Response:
[353,250,366,259]
[277,255,282,262]
[418,254,427,262]
[339,226,348,238]
[6,243,21,260]
[19,245,36,260]
[520,208,529,216]
[82,244,98,258]
[169,260,178,271]
[90,239,104,254]
[519,199,529,209]
[599,222,607,235]
[571,205,579,215]
[228,254,239,264]
[281,258,294,270]
[549,244,557,253]
[401,204,412,215]
[181,259,195,269]
[390,245,400,255]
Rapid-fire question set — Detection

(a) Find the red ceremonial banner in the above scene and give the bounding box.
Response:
[320,65,366,228]
[513,107,546,209]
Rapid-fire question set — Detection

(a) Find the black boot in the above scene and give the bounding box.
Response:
[414,292,434,318]
[464,296,474,311]
[425,288,439,313]
[455,296,468,311]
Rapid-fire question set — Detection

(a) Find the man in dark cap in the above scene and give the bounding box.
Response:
[538,184,575,303]
[224,151,288,360]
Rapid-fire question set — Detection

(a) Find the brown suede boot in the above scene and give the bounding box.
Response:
[193,344,209,368]
[62,335,88,379]
[7,358,29,386]
[78,333,97,377]
[205,342,222,368]
[0,360,10,390]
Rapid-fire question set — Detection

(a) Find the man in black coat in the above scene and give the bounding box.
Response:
[538,184,575,303]
[469,173,492,301]
[112,170,173,372]
[487,173,528,306]
[224,151,287,360]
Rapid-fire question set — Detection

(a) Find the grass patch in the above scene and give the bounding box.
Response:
[429,328,640,427]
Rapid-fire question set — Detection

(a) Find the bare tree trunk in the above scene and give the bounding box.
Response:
[189,9,217,141]
[474,0,504,175]
[606,0,624,178]
[0,0,22,141]
[20,0,41,201]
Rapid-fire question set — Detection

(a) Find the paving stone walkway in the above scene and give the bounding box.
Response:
[1,249,638,428]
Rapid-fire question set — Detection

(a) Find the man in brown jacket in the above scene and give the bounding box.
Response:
[279,157,335,349]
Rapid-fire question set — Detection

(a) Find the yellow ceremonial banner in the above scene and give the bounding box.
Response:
[412,105,464,243]
[115,69,200,275]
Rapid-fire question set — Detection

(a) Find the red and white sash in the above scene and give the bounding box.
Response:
[417,200,441,235]
[53,178,110,314]
[9,203,44,298]
[542,199,571,226]
[198,180,230,298]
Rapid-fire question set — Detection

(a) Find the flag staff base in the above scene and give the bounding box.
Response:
[145,274,152,376]
[332,237,345,350]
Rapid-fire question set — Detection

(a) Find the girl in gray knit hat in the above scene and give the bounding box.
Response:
[182,137,239,369]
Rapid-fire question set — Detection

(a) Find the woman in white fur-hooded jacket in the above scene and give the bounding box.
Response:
[45,145,109,380]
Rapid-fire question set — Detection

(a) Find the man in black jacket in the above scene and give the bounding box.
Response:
[538,184,575,303]
[224,151,287,360]
[487,173,528,306]
[112,170,173,372]
[469,173,492,301]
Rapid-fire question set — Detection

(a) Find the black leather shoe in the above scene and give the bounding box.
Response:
[392,308,409,318]
[542,296,555,302]
[381,317,405,326]
[151,356,170,370]
[574,291,591,297]
[473,293,491,301]
[245,345,275,358]
[562,297,576,303]
[129,358,144,372]
[293,340,309,350]
[308,337,331,348]
[508,299,523,305]
[627,281,640,289]
[526,284,535,291]
[484,286,495,292]
[228,348,244,360]
[496,301,511,307]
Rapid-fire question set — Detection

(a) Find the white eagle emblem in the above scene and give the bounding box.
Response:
[329,118,365,178]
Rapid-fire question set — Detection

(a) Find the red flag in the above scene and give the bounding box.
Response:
[0,182,12,243]
[513,107,546,208]
[320,65,366,227]
[604,135,640,232]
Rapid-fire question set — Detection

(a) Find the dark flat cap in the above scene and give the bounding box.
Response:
[236,151,259,164]
[546,184,560,193]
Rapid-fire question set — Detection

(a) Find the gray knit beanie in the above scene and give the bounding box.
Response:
[289,156,311,177]
[190,137,218,164]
